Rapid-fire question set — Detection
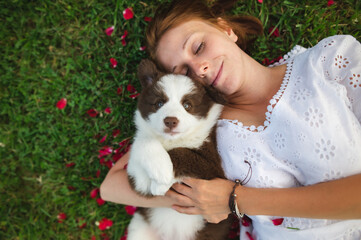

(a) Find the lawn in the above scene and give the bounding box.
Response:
[0,0,360,239]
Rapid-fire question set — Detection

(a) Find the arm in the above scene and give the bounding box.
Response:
[169,173,361,223]
[100,151,173,208]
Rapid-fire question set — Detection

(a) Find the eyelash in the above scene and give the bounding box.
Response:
[185,42,205,76]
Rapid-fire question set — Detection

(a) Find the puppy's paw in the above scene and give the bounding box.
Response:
[150,180,173,196]
[147,152,174,185]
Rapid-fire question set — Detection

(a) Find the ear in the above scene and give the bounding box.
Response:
[137,59,160,89]
[217,17,238,43]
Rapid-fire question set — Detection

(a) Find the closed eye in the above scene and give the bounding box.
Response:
[195,42,204,55]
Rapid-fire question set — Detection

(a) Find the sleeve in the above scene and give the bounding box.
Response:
[315,35,361,122]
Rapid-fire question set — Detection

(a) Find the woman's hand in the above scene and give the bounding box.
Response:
[165,178,235,223]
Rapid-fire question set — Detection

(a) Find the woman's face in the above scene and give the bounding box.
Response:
[156,20,245,96]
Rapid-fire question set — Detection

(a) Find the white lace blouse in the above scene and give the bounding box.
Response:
[217,35,361,240]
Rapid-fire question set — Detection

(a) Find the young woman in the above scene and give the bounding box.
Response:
[101,0,361,239]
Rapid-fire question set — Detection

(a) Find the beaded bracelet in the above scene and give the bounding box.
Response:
[228,179,244,219]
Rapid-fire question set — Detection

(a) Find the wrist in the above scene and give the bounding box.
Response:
[229,179,244,219]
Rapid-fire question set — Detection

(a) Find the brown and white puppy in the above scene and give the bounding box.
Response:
[127,59,232,240]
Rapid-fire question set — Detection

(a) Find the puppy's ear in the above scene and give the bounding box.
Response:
[137,59,161,89]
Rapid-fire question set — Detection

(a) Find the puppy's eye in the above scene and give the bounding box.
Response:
[155,101,164,109]
[183,101,192,111]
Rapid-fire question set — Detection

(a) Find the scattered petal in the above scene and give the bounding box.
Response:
[112,129,121,138]
[139,46,146,51]
[272,218,284,226]
[121,30,128,40]
[99,135,107,143]
[98,146,113,158]
[91,236,96,240]
[262,58,270,66]
[65,162,76,168]
[126,84,136,93]
[105,26,114,36]
[67,185,76,191]
[110,58,118,68]
[129,93,140,99]
[105,160,114,169]
[57,213,67,223]
[56,98,67,110]
[90,188,99,199]
[77,218,87,229]
[257,0,263,3]
[125,205,137,215]
[96,169,101,178]
[144,16,152,22]
[123,8,134,20]
[121,39,127,46]
[268,27,280,37]
[104,107,112,114]
[246,231,255,240]
[97,198,106,206]
[327,0,335,6]
[241,216,251,227]
[87,109,98,117]
[117,87,123,95]
[98,218,113,230]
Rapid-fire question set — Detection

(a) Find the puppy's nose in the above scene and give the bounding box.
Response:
[164,117,179,130]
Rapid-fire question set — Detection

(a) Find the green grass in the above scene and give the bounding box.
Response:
[0,0,360,239]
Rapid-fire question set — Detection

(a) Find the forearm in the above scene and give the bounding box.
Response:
[239,173,361,219]
[100,168,172,208]
[100,152,173,208]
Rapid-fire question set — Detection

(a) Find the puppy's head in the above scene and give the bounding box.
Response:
[136,59,217,139]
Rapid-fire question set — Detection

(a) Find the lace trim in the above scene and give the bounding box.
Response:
[269,45,305,67]
[221,60,294,132]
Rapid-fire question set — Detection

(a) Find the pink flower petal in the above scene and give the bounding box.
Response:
[110,58,118,68]
[272,218,284,226]
[87,109,98,117]
[105,26,114,36]
[121,30,128,40]
[90,188,99,199]
[56,98,67,109]
[112,129,120,138]
[98,218,113,230]
[65,162,75,168]
[57,213,67,223]
[144,16,152,22]
[125,205,137,215]
[104,107,111,114]
[257,0,263,3]
[117,87,122,95]
[99,135,107,143]
[121,39,126,46]
[96,169,101,178]
[327,0,335,6]
[98,146,113,158]
[97,198,106,206]
[123,8,134,20]
[126,84,136,93]
[269,27,280,37]
[129,93,140,99]
[139,46,146,51]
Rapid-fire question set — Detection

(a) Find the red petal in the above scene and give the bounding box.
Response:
[144,16,152,22]
[121,39,126,46]
[126,84,136,93]
[99,135,107,143]
[257,0,263,3]
[327,0,335,6]
[129,93,140,99]
[87,109,98,117]
[96,169,101,178]
[65,162,75,168]
[112,129,121,138]
[98,146,113,158]
[67,185,76,191]
[125,205,137,215]
[272,218,284,226]
[269,27,280,37]
[56,98,67,109]
[97,198,106,206]
[90,188,99,199]
[121,30,128,40]
[123,8,134,20]
[110,58,118,68]
[104,107,111,114]
[98,218,113,230]
[57,212,67,222]
[246,232,255,240]
[105,160,114,169]
[139,46,146,51]
[117,87,123,95]
[105,26,114,36]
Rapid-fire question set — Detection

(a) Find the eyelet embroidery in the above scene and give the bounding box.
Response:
[334,55,350,69]
[349,73,361,88]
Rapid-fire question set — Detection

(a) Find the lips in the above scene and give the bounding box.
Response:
[211,61,223,87]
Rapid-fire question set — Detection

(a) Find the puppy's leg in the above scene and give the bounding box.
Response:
[128,137,174,196]
[127,212,159,240]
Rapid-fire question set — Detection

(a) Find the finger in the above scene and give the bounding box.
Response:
[165,189,194,206]
[181,177,200,187]
[172,205,200,215]
[172,182,193,197]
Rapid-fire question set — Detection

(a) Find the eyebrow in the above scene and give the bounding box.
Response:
[171,33,193,73]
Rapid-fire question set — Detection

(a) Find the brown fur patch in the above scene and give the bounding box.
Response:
[137,83,169,120]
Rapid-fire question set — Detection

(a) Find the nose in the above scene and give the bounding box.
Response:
[192,61,209,78]
[164,117,179,130]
